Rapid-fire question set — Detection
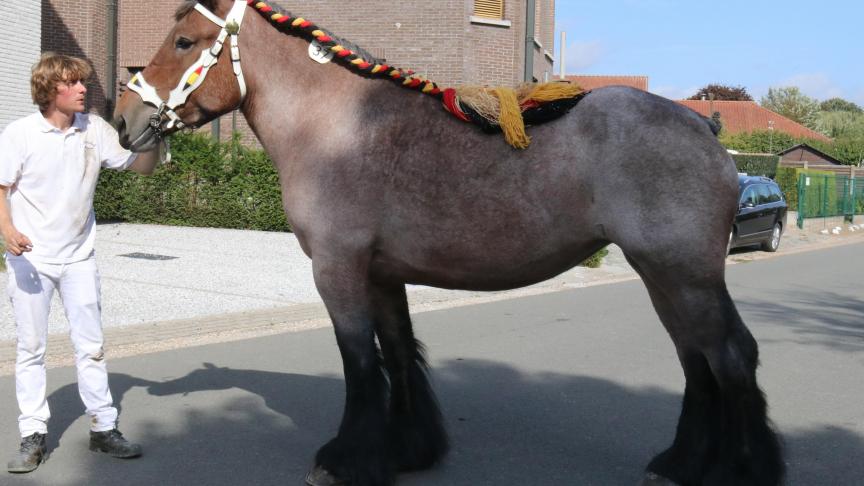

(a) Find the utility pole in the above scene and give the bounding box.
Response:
[559,31,566,79]
[106,0,118,116]
[524,0,536,82]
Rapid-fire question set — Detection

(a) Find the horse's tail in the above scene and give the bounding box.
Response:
[702,112,722,136]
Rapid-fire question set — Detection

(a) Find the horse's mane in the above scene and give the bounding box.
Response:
[177,1,383,67]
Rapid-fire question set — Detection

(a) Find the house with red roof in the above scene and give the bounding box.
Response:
[677,100,831,142]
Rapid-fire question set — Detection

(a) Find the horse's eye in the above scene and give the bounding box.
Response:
[175,37,194,50]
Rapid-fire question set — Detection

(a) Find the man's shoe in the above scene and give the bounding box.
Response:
[7,432,47,473]
[89,429,142,458]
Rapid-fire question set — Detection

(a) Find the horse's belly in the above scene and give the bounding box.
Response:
[370,239,600,291]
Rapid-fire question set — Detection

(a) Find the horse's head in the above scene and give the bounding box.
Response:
[147,362,233,396]
[113,0,249,151]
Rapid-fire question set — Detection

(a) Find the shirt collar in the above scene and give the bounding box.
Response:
[36,111,87,133]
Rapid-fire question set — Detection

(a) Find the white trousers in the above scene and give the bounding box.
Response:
[6,256,118,437]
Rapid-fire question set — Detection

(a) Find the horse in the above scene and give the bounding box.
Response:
[113,1,783,484]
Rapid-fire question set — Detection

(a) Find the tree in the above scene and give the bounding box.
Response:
[688,84,753,101]
[813,110,864,138]
[760,87,819,128]
[819,97,863,113]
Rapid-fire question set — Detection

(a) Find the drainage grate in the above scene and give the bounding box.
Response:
[119,252,179,261]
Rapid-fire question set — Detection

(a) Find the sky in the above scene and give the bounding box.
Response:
[553,0,864,105]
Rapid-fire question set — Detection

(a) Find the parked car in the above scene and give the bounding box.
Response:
[729,175,787,253]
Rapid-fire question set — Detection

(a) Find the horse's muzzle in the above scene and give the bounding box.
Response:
[113,113,158,152]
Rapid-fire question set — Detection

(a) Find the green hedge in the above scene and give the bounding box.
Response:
[95,133,290,231]
[775,166,799,208]
[731,154,780,178]
[579,247,609,268]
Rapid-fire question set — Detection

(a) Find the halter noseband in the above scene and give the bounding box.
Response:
[126,0,248,144]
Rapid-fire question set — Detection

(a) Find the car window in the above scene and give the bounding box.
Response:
[768,184,783,202]
[755,185,772,205]
[741,187,758,207]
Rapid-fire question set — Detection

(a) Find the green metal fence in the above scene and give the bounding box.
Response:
[797,172,864,228]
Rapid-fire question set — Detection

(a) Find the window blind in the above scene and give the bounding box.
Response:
[474,0,504,19]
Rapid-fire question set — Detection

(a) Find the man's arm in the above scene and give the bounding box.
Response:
[0,185,32,255]
[127,148,160,175]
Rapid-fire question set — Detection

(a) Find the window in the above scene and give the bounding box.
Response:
[755,185,773,205]
[768,185,784,202]
[741,187,757,207]
[474,0,504,20]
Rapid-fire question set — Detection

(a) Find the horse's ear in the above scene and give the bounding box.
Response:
[203,362,217,370]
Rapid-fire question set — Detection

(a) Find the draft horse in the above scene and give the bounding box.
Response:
[114,1,783,484]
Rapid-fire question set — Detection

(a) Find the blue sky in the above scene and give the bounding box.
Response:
[554,0,863,105]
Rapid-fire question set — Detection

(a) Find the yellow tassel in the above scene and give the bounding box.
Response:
[493,88,530,149]
[292,18,305,27]
[312,30,325,37]
[271,14,283,21]
[525,82,583,104]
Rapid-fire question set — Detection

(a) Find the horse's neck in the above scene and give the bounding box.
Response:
[240,20,376,165]
[237,11,457,160]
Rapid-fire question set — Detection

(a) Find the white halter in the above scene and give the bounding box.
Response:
[127,0,248,135]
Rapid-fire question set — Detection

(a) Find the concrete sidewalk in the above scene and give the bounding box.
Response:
[1,218,862,375]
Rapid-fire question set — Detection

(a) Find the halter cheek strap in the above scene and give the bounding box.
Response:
[127,0,248,135]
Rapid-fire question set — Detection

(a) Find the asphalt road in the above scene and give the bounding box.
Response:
[0,242,861,486]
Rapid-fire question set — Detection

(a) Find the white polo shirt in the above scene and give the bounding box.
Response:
[0,112,137,263]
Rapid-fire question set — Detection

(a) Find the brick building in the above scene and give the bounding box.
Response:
[2,0,555,141]
[0,3,43,129]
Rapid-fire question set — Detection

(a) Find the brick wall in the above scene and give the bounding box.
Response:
[42,0,111,117]
[0,3,41,130]
[117,0,177,69]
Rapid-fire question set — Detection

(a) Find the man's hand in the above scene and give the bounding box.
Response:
[2,227,32,256]
[0,185,30,255]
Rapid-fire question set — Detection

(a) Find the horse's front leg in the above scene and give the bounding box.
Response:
[307,257,393,486]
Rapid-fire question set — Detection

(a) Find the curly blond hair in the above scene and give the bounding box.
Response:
[31,53,92,110]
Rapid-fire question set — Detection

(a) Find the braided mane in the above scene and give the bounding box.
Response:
[246,0,445,98]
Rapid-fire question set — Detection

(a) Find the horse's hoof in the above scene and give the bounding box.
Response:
[305,466,346,486]
[639,472,679,486]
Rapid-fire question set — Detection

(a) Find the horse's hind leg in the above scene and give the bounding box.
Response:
[371,283,449,471]
[626,254,783,486]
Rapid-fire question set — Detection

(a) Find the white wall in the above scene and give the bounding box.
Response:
[0,2,41,130]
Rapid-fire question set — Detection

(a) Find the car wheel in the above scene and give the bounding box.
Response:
[761,223,782,252]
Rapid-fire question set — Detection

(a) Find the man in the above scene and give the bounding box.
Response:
[0,53,159,473]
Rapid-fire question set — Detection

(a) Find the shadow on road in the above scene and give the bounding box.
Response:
[0,358,852,485]
[39,374,156,454]
[736,287,864,352]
